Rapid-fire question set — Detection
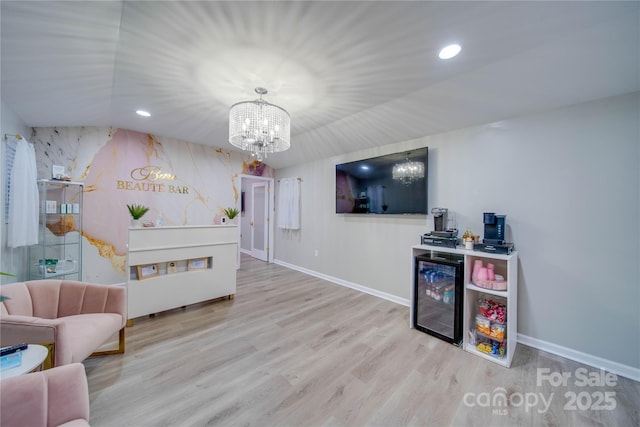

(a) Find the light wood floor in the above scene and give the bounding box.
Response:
[84,254,639,426]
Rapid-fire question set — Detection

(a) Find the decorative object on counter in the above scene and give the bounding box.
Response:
[137,263,159,280]
[188,258,208,271]
[228,87,291,161]
[127,204,150,227]
[462,228,476,249]
[222,207,240,223]
[36,259,76,276]
[46,214,76,236]
[472,259,507,290]
[51,164,71,181]
[167,261,178,274]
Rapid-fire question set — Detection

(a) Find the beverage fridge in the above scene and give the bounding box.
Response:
[414,251,464,344]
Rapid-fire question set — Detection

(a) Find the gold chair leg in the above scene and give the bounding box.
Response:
[91,328,126,357]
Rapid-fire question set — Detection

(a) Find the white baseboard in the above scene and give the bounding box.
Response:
[517,333,640,382]
[273,259,410,307]
[273,259,639,382]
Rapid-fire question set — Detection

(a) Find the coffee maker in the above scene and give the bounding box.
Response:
[421,207,459,248]
[474,212,514,254]
[431,208,449,235]
[482,212,506,245]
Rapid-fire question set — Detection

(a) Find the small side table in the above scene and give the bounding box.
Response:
[0,345,49,379]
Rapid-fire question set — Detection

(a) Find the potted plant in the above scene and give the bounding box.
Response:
[222,207,240,224]
[1,272,15,302]
[127,204,150,227]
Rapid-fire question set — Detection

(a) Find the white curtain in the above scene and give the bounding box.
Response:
[277,177,300,230]
[367,185,386,214]
[7,137,39,248]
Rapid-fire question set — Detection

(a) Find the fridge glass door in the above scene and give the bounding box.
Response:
[415,259,458,340]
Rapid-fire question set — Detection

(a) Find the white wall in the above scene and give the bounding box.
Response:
[0,100,31,283]
[25,127,272,284]
[274,93,639,373]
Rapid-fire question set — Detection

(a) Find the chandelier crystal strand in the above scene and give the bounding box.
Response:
[229,87,291,160]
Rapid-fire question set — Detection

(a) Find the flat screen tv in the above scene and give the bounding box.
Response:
[336,147,428,215]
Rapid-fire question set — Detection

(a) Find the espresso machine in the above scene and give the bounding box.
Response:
[474,212,514,254]
[421,208,459,248]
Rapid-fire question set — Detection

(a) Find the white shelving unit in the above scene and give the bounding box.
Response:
[127,225,237,320]
[411,244,518,367]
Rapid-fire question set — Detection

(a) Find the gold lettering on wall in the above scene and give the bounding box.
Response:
[116,165,187,194]
[130,166,176,182]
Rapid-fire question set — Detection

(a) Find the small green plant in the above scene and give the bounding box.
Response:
[127,204,150,220]
[223,207,240,220]
[1,272,15,302]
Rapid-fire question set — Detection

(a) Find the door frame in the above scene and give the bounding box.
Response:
[238,174,275,264]
[250,181,269,261]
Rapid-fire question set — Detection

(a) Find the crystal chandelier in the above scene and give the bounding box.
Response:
[392,153,424,185]
[228,87,291,161]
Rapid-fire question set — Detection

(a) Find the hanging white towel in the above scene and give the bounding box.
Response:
[277,177,300,230]
[7,137,39,248]
[367,185,386,214]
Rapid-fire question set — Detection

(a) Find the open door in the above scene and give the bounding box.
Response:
[251,181,269,261]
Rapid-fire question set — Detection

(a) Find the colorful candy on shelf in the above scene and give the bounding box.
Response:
[477,298,506,323]
[477,341,492,354]
[476,339,505,358]
[476,315,491,335]
[490,323,505,341]
[475,296,507,355]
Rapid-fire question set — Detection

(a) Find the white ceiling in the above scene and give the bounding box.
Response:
[2,1,638,169]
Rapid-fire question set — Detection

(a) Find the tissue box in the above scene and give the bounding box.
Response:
[0,351,23,371]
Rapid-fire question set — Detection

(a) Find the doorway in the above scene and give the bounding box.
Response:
[239,175,274,264]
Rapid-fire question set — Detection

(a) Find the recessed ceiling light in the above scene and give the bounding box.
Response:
[439,44,461,60]
[136,110,151,117]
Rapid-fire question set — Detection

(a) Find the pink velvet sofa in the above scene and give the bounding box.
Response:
[0,280,126,368]
[0,362,90,427]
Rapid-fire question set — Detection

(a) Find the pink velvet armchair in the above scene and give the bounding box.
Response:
[0,362,91,427]
[0,280,126,368]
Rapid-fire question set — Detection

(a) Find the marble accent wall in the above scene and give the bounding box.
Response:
[31,127,273,284]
